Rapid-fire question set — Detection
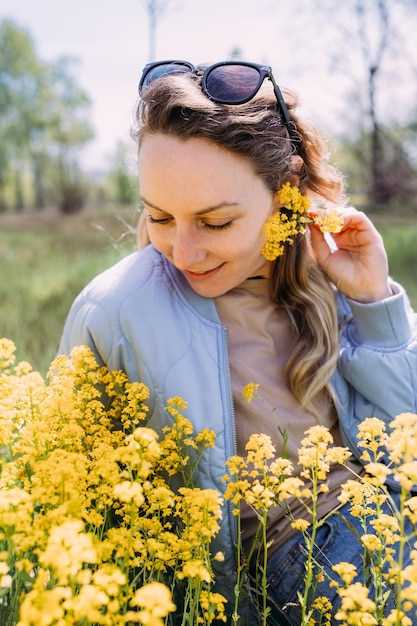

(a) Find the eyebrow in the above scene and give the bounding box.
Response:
[140,195,239,215]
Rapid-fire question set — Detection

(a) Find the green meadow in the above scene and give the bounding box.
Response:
[1,209,416,378]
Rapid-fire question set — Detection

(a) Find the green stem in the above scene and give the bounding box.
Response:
[394,487,406,626]
[232,512,242,625]
[261,512,269,626]
[300,464,318,625]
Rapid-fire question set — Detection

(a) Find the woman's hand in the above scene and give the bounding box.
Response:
[307,207,392,303]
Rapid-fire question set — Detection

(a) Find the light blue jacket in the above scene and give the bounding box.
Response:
[58,243,417,615]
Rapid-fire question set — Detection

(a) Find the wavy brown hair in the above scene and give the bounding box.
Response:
[131,71,346,420]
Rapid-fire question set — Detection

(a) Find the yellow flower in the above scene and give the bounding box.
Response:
[338,479,379,517]
[195,428,216,448]
[245,433,276,470]
[383,609,413,625]
[242,382,260,403]
[225,455,247,476]
[261,182,310,261]
[131,582,176,625]
[278,477,310,501]
[370,514,400,545]
[394,462,417,491]
[357,417,387,462]
[0,574,12,588]
[291,519,310,532]
[17,578,72,626]
[114,481,145,507]
[404,497,417,524]
[312,595,332,616]
[332,562,357,585]
[312,209,344,233]
[325,446,352,465]
[364,462,391,486]
[277,181,310,214]
[176,559,212,583]
[361,534,382,552]
[334,582,377,623]
[0,338,16,369]
[0,562,12,588]
[40,520,97,584]
[15,361,33,376]
[301,425,333,447]
[198,591,227,624]
[387,413,417,464]
[245,481,275,511]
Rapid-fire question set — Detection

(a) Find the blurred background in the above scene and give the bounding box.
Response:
[1,0,417,375]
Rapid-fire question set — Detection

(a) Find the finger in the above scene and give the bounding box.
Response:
[308,208,375,247]
[307,207,369,229]
[309,222,333,265]
[331,227,373,249]
[335,211,372,232]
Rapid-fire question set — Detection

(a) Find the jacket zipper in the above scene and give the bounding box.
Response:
[328,378,361,457]
[221,326,238,567]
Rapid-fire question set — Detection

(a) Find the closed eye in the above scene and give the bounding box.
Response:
[147,216,233,230]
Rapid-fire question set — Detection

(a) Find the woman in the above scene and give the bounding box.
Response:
[58,60,417,624]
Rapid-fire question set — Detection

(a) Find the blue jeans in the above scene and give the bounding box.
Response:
[247,489,417,625]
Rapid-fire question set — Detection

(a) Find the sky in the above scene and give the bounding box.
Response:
[2,0,416,172]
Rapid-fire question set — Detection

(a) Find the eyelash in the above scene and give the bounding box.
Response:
[147,216,233,230]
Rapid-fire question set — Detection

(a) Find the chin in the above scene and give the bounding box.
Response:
[188,282,226,298]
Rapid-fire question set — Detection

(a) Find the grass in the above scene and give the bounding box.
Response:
[1,208,416,378]
[371,214,417,307]
[0,207,138,376]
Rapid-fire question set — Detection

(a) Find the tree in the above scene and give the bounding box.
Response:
[0,18,94,213]
[106,140,137,206]
[0,19,43,211]
[288,0,417,209]
[46,56,94,213]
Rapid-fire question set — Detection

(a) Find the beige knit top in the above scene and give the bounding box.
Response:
[214,275,364,558]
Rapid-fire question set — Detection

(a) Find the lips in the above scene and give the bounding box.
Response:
[184,262,226,280]
[189,266,222,274]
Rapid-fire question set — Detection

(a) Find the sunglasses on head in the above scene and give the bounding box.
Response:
[138,59,299,149]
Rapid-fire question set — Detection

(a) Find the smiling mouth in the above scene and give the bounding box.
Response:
[186,263,224,276]
[189,266,222,274]
[184,262,226,277]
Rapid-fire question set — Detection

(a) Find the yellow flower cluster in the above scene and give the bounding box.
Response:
[260,181,345,261]
[3,346,417,624]
[128,581,176,626]
[223,423,351,521]
[0,339,225,626]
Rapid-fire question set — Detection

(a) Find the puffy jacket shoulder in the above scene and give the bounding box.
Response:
[57,245,161,365]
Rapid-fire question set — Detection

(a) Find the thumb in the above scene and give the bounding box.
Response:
[308,223,332,267]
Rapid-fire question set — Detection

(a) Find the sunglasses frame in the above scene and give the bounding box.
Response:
[138,59,296,143]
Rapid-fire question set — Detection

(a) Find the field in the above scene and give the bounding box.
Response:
[1,208,416,377]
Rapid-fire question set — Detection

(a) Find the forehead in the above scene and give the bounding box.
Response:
[138,132,262,209]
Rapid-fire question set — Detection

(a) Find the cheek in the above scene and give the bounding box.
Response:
[146,222,264,261]
[146,226,168,250]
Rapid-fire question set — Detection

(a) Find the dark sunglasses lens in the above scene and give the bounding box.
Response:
[205,65,261,102]
[141,63,191,91]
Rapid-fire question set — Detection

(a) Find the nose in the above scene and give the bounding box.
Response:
[171,227,207,271]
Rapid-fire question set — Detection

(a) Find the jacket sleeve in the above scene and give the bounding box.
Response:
[337,278,417,421]
[56,292,113,367]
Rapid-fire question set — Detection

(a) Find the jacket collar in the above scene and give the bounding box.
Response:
[157,245,349,327]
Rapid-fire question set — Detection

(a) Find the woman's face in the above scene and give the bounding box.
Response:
[138,132,275,297]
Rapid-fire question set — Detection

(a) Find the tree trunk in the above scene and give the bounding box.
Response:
[32,152,46,211]
[14,169,24,213]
